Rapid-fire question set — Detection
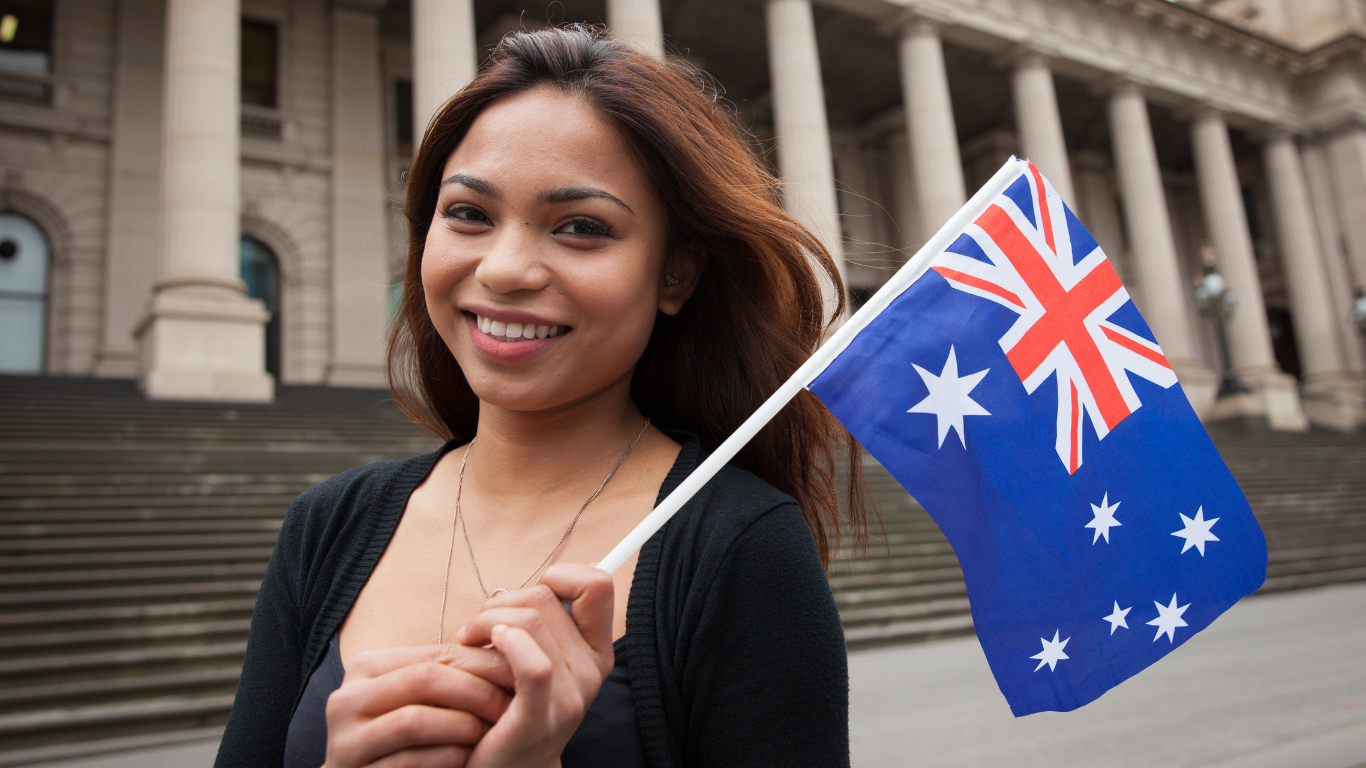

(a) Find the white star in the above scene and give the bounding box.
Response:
[1031,629,1070,671]
[908,346,991,449]
[1086,493,1122,544]
[1103,601,1131,635]
[1172,506,1220,556]
[1147,593,1190,643]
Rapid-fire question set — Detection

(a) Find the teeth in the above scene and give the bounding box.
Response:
[474,315,566,343]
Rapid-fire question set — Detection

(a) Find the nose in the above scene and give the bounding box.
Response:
[475,226,550,295]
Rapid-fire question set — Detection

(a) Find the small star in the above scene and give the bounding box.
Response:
[1147,593,1190,643]
[908,346,991,449]
[1087,493,1122,544]
[1030,629,1070,672]
[1103,601,1131,635]
[1172,506,1220,556]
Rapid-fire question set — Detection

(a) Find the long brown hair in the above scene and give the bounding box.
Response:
[388,25,867,567]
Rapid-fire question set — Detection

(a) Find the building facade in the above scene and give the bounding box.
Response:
[1,0,1364,429]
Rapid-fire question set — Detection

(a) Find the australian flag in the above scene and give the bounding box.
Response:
[809,159,1267,716]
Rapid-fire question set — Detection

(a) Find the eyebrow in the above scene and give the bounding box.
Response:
[537,186,635,216]
[440,173,501,198]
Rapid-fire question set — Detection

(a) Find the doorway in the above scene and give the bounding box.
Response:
[239,236,281,378]
[0,212,50,373]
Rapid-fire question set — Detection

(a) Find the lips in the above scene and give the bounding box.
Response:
[473,314,567,343]
[463,311,568,361]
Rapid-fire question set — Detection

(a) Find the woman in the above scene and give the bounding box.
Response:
[215,25,866,768]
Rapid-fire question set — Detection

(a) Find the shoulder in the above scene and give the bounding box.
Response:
[652,461,821,597]
[271,448,448,579]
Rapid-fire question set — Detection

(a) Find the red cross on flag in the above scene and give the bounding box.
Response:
[929,163,1179,474]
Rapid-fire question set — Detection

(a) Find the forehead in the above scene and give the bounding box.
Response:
[442,87,649,191]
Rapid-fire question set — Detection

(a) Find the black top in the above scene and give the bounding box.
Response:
[215,433,849,768]
[282,634,643,768]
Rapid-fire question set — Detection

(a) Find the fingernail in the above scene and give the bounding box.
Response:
[492,623,508,636]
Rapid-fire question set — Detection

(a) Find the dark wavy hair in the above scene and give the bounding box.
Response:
[387,25,867,567]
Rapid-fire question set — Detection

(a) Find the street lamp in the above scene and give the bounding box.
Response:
[1353,286,1366,337]
[1193,244,1249,398]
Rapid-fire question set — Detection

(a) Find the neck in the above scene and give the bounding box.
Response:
[463,374,648,523]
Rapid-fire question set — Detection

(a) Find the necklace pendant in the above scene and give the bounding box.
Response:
[489,588,509,599]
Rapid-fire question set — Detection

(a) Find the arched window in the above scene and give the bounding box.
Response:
[239,236,281,377]
[0,212,50,374]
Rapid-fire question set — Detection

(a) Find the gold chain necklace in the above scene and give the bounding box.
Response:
[437,419,651,643]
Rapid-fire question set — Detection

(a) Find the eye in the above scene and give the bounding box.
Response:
[557,217,613,238]
[442,205,491,225]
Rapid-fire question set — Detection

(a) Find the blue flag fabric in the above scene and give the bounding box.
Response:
[809,161,1267,716]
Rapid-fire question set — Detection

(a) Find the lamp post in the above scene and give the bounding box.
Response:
[1194,243,1249,398]
[1353,285,1366,338]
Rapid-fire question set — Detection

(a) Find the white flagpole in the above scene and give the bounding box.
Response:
[595,157,1029,575]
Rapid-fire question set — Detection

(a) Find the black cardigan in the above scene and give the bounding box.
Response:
[214,434,849,768]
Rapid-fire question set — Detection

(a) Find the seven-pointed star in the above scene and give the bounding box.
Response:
[1031,629,1070,672]
[1087,493,1122,544]
[908,346,991,449]
[1172,506,1220,556]
[1147,593,1190,643]
[1103,601,1131,635]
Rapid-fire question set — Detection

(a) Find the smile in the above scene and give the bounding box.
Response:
[473,314,568,343]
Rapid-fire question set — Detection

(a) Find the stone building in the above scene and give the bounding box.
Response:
[1,0,1364,430]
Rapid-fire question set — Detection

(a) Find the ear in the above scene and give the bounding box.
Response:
[658,248,706,316]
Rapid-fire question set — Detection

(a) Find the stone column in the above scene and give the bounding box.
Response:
[412,0,477,145]
[1106,83,1215,415]
[1301,141,1365,376]
[898,21,966,234]
[608,0,664,57]
[1326,125,1366,295]
[327,1,390,387]
[1011,52,1075,205]
[1264,132,1361,429]
[765,0,845,320]
[137,0,272,402]
[96,0,164,377]
[1072,152,1129,287]
[1190,109,1306,430]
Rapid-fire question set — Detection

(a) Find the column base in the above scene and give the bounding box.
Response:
[326,361,387,389]
[93,349,138,379]
[1209,370,1309,431]
[1300,374,1365,432]
[1171,360,1218,420]
[136,286,274,402]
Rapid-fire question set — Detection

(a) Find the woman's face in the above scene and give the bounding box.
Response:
[423,87,682,414]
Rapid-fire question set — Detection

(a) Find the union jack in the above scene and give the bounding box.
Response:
[929,163,1178,474]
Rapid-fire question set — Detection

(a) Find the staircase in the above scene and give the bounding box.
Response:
[1,376,1365,763]
[833,427,1366,649]
[0,376,436,765]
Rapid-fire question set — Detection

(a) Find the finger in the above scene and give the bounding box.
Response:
[337,704,485,765]
[365,744,469,768]
[490,623,556,706]
[349,643,512,688]
[457,606,566,675]
[339,662,510,724]
[540,564,615,665]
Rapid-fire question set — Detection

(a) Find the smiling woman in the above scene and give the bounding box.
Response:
[215,25,865,768]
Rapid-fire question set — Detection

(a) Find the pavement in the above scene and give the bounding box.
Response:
[850,582,1366,768]
[30,583,1366,768]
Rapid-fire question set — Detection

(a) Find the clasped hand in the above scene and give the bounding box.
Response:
[323,564,616,768]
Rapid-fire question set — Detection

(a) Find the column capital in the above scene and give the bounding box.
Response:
[330,0,386,12]
[992,43,1050,71]
[1096,76,1145,101]
[877,8,945,40]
